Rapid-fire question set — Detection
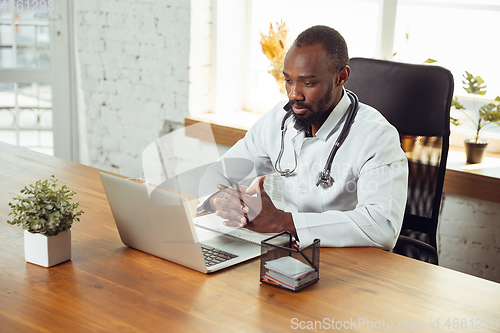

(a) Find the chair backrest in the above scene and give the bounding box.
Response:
[344,57,454,263]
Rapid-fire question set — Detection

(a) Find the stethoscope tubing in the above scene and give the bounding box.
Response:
[275,90,360,187]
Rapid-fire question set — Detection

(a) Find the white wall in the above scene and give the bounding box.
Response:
[73,0,212,177]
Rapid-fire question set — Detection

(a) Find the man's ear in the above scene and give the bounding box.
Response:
[337,65,351,85]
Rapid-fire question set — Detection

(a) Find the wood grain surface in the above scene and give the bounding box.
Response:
[1,142,499,332]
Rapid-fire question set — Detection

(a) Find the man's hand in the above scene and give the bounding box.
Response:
[209,189,249,226]
[213,176,297,237]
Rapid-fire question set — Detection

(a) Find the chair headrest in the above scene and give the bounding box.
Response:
[345,57,454,136]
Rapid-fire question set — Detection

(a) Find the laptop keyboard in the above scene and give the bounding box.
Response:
[201,244,238,267]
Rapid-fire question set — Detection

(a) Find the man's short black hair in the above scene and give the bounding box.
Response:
[293,25,349,73]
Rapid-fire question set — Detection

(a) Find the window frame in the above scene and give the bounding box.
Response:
[0,0,76,159]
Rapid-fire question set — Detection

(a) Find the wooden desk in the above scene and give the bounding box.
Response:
[1,142,499,332]
[444,148,500,203]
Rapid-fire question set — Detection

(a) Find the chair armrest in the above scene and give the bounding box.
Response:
[392,235,438,264]
[397,235,437,253]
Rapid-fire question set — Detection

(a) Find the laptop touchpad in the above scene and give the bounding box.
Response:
[203,236,236,248]
[202,236,253,254]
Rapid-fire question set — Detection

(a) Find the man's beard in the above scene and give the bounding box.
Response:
[292,80,334,132]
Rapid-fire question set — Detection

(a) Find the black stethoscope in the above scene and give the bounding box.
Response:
[274,89,360,188]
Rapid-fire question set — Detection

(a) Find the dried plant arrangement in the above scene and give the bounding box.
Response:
[260,21,290,95]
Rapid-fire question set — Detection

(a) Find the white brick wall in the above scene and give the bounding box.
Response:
[189,0,212,116]
[74,0,211,177]
[439,193,500,283]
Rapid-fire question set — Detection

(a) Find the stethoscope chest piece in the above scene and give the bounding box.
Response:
[316,170,334,187]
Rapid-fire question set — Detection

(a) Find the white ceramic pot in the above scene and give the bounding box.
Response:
[24,230,71,267]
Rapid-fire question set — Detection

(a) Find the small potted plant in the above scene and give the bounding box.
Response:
[452,71,500,163]
[7,175,84,267]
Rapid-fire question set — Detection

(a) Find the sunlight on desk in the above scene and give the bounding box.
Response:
[447,149,500,176]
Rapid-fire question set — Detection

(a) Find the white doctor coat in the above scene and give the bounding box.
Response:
[198,91,408,250]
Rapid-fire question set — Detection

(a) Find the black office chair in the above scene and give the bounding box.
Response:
[345,57,454,265]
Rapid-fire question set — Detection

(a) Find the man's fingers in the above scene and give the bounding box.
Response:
[245,176,266,196]
[256,176,271,200]
[214,203,247,225]
[237,185,249,193]
[218,184,251,198]
[216,210,247,225]
[217,184,241,196]
[214,197,245,214]
[218,184,250,213]
[222,219,247,228]
[245,180,260,196]
[217,181,263,216]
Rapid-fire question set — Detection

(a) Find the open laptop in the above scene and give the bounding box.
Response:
[100,172,267,273]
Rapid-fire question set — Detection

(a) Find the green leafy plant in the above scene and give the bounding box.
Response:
[7,175,84,236]
[452,71,500,143]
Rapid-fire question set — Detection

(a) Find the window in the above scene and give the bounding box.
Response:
[210,0,500,150]
[0,0,74,159]
[0,9,54,155]
[0,82,53,155]
[212,0,382,114]
[394,0,500,99]
[393,0,500,148]
[246,0,382,112]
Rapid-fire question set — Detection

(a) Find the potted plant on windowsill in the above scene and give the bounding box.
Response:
[7,175,84,267]
[452,71,500,163]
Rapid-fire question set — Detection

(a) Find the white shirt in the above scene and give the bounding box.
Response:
[197,91,408,250]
